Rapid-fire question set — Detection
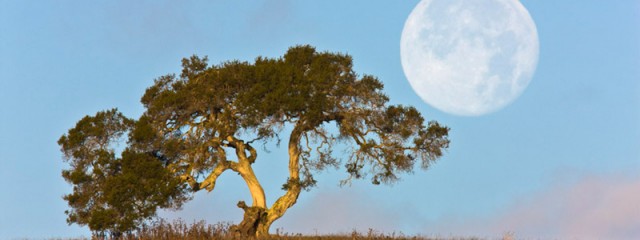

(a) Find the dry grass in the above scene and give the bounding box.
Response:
[47,219,501,240]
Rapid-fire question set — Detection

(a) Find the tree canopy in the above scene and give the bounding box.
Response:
[58,109,189,236]
[59,45,450,238]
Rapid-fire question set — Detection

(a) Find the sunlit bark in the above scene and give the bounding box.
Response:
[255,124,305,237]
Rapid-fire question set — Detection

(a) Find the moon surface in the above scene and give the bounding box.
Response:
[401,0,539,116]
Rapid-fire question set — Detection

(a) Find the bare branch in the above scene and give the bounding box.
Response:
[199,160,231,192]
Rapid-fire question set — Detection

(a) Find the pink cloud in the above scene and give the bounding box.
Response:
[159,169,640,239]
[273,187,417,235]
[431,171,640,240]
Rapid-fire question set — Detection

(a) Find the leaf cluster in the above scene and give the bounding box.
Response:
[59,109,189,236]
[134,45,447,189]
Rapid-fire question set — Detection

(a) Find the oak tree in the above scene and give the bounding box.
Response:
[59,45,450,238]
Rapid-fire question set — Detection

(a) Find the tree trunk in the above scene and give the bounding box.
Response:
[230,201,267,238]
[234,139,267,208]
[256,124,306,237]
[229,139,269,238]
[237,164,267,208]
[232,124,307,238]
[255,219,272,238]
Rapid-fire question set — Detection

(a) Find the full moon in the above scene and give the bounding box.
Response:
[401,0,539,116]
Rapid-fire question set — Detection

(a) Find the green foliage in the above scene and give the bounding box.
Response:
[137,45,448,188]
[59,109,189,236]
[59,45,449,237]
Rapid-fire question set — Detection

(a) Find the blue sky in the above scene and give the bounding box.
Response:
[1,1,639,239]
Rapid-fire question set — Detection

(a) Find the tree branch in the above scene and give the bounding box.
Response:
[199,160,232,192]
[266,122,306,225]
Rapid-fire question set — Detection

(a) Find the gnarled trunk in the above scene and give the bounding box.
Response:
[230,165,269,238]
[230,201,267,238]
[258,124,306,237]
[228,138,270,238]
[237,163,267,208]
[231,124,307,238]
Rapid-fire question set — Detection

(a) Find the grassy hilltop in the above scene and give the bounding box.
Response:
[50,219,503,240]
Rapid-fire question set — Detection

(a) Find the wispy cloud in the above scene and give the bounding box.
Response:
[159,167,640,240]
[273,187,420,235]
[429,170,640,240]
